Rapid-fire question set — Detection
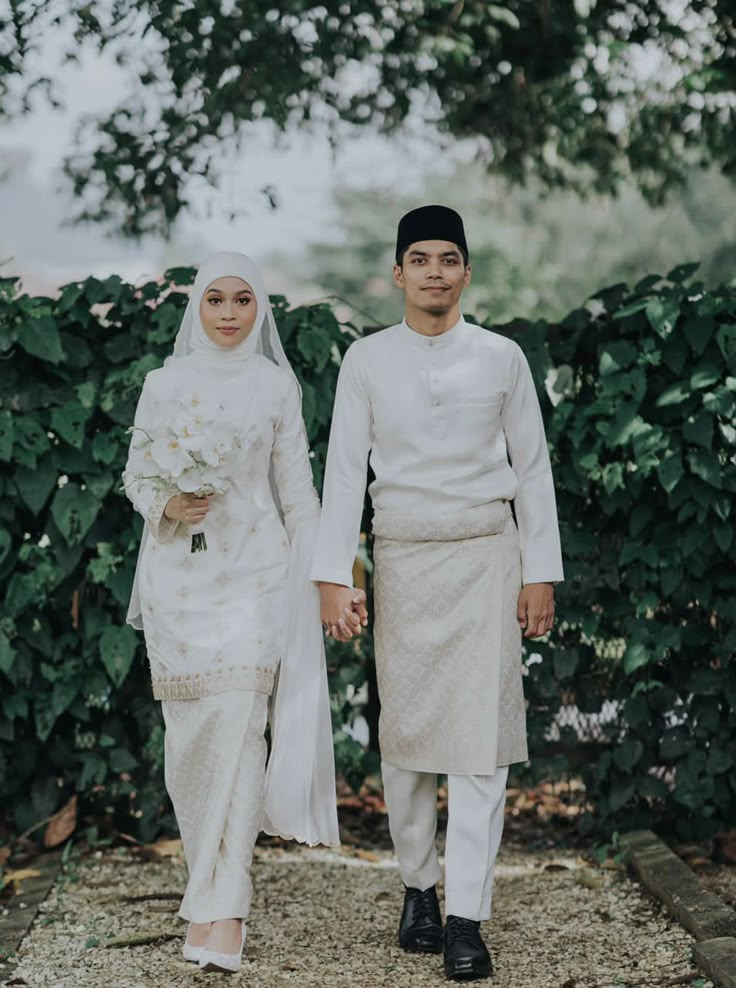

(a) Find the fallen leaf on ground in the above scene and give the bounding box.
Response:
[714,829,736,863]
[337,796,363,810]
[576,870,605,890]
[354,849,381,862]
[44,795,78,848]
[4,868,42,884]
[104,930,180,948]
[116,832,144,845]
[600,858,626,871]
[137,838,183,861]
[687,856,712,869]
[544,863,570,872]
[123,892,181,903]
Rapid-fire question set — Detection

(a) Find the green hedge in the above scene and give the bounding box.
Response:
[0,270,373,841]
[0,263,734,841]
[508,263,736,838]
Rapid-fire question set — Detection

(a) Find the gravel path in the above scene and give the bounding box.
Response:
[5,841,711,988]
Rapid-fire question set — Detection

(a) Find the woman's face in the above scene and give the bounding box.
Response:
[199,276,258,348]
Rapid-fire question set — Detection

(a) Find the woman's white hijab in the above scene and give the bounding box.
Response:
[126,251,339,848]
[169,250,295,375]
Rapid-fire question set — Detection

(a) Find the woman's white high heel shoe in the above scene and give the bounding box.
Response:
[198,922,246,974]
[182,924,207,963]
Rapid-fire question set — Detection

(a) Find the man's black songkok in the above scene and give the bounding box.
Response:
[395,205,469,262]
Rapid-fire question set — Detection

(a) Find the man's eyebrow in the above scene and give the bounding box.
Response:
[406,249,461,258]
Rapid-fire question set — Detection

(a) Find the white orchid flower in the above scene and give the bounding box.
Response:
[149,436,194,478]
[199,422,240,466]
[177,465,231,494]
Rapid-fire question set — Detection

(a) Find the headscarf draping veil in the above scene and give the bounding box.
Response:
[125,251,339,848]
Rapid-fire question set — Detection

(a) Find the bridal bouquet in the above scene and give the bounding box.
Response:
[126,394,243,553]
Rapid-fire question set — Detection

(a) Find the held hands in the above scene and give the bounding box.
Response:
[517,582,555,638]
[318,583,369,642]
[164,493,211,525]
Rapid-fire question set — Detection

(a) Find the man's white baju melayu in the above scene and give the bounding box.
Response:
[124,253,338,926]
[311,316,563,920]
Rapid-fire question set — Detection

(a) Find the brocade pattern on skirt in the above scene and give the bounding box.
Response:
[373,501,528,776]
[162,689,268,923]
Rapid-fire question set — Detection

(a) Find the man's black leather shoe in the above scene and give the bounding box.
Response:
[443,915,493,980]
[398,885,443,953]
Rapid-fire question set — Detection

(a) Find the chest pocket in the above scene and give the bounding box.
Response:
[455,391,505,409]
[447,392,505,442]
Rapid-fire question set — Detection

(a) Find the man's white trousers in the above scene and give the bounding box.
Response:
[382,761,509,922]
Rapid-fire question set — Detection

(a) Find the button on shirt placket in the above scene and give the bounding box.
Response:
[427,339,445,438]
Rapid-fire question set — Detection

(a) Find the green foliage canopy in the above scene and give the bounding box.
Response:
[2,1,735,236]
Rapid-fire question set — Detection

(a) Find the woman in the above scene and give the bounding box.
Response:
[123,252,364,974]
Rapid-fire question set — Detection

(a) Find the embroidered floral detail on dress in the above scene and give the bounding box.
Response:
[152,665,275,700]
[147,489,179,543]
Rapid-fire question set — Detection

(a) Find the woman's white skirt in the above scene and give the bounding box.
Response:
[161,689,268,922]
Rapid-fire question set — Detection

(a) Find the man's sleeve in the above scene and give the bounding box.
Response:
[501,343,564,585]
[310,344,372,587]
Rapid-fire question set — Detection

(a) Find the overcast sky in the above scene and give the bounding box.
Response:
[0,28,458,293]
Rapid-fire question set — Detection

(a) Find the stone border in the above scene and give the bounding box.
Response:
[0,852,62,984]
[621,829,736,988]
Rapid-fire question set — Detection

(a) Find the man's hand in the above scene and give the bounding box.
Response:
[517,583,555,639]
[318,583,369,641]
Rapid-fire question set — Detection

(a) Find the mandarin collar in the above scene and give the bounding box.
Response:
[399,315,465,350]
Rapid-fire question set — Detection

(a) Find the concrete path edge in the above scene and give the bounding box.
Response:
[621,829,736,988]
[0,851,62,985]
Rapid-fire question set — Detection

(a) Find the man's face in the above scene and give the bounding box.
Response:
[393,240,471,315]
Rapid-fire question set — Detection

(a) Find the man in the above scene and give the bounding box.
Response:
[312,205,563,981]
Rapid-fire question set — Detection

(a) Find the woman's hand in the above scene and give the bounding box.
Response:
[164,493,211,525]
[319,583,369,641]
